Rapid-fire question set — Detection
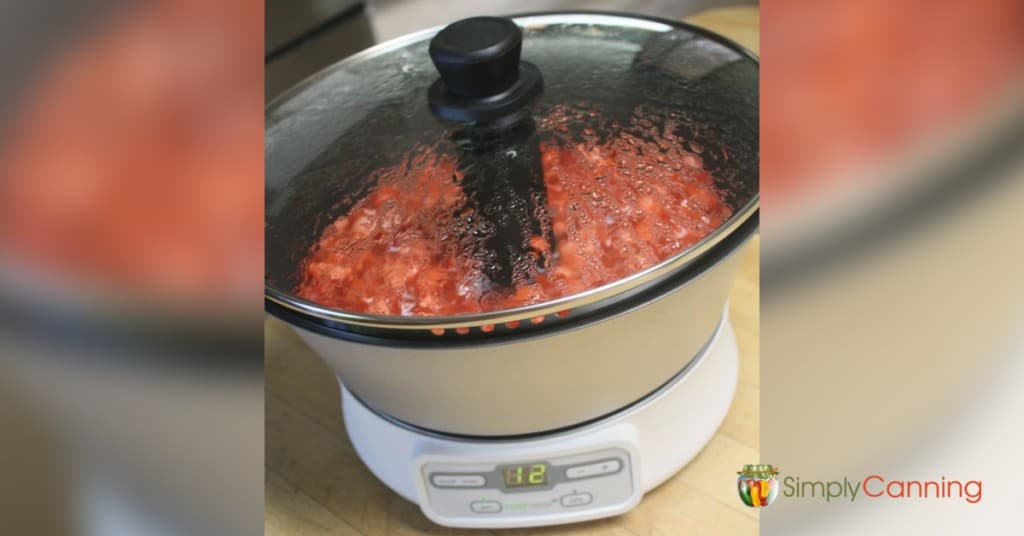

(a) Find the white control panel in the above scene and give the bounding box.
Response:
[414,445,641,528]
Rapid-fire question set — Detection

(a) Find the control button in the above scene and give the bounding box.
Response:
[560,492,593,507]
[470,500,502,513]
[566,459,622,480]
[431,474,485,488]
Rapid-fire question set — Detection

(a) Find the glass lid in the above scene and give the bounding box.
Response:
[266,12,758,327]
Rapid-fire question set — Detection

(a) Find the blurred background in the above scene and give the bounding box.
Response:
[0,1,264,535]
[760,0,1024,534]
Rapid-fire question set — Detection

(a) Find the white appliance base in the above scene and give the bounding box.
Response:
[340,310,739,528]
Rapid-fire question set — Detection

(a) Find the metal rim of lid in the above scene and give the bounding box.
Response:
[265,11,760,331]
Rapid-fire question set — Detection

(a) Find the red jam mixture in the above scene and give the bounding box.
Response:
[295,122,733,316]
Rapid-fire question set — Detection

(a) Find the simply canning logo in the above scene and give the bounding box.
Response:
[737,464,780,507]
[783,475,983,504]
[737,464,983,506]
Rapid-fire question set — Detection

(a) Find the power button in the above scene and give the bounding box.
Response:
[470,500,502,514]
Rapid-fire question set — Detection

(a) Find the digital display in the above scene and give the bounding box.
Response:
[501,462,549,488]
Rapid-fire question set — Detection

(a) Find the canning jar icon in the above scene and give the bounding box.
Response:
[737,464,779,507]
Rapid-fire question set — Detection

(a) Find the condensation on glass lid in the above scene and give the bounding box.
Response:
[295,105,735,317]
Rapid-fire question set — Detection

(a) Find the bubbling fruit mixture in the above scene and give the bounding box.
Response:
[295,119,733,316]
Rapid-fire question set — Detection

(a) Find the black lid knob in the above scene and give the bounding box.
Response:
[428,17,542,122]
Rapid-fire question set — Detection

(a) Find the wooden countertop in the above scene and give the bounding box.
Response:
[266,8,759,535]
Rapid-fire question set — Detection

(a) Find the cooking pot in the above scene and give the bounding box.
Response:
[265,12,759,437]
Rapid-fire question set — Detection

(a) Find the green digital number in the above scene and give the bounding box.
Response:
[504,464,547,487]
[504,466,524,485]
[528,464,546,484]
